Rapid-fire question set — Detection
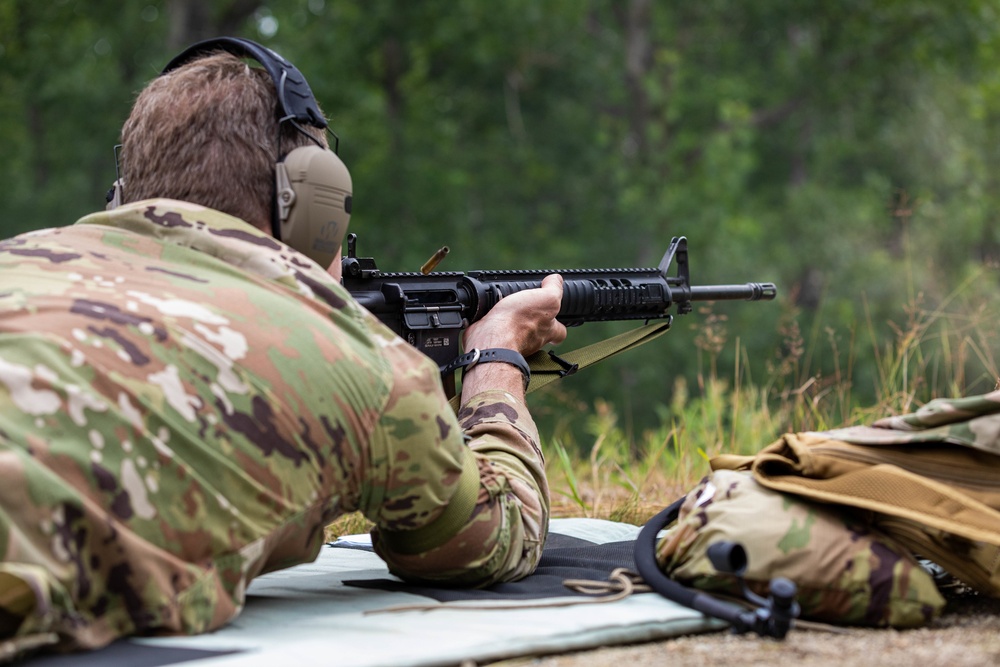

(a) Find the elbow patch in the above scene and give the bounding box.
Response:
[377,449,480,556]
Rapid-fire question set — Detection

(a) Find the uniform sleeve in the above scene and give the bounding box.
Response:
[360,340,549,587]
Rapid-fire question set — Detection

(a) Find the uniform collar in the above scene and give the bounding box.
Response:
[75,199,347,304]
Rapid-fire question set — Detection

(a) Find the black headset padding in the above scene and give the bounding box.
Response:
[160,36,328,130]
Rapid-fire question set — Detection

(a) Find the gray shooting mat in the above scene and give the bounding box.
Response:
[26,518,724,667]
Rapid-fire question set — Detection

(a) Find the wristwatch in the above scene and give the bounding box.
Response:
[440,348,531,390]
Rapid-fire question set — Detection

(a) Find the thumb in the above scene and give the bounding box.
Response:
[540,273,565,306]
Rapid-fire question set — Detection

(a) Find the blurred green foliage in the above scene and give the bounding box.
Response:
[3,0,1000,444]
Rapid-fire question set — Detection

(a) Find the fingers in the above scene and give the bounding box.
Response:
[463,273,567,355]
[537,274,567,346]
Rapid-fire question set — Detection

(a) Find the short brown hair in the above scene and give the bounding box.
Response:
[120,52,327,230]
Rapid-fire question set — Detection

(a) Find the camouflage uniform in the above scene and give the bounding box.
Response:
[0,200,549,656]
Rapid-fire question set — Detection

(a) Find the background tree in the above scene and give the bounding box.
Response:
[2,0,998,444]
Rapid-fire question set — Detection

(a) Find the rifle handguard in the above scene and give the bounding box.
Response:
[441,348,531,390]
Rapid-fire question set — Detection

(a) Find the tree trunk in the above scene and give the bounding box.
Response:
[166,0,261,50]
[617,0,653,166]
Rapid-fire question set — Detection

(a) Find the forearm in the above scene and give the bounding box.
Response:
[458,387,550,581]
[460,355,526,400]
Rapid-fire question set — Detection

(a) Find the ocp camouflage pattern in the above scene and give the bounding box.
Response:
[730,393,1000,598]
[825,389,1000,456]
[827,392,1000,596]
[0,200,549,657]
[656,469,944,627]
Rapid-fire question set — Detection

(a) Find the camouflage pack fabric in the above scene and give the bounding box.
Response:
[0,200,549,658]
[657,469,944,628]
[711,390,1000,598]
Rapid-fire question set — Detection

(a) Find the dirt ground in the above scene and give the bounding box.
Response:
[486,586,1000,667]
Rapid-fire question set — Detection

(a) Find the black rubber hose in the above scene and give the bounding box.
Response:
[634,498,754,631]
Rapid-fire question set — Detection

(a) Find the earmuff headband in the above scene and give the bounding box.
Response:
[160,37,328,131]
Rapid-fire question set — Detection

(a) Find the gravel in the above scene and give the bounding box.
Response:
[487,586,1000,667]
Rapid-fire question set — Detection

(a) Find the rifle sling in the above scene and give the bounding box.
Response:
[525,318,673,392]
[448,318,672,411]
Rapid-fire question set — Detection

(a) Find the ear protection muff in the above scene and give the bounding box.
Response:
[109,36,352,268]
[105,178,123,210]
[275,145,352,267]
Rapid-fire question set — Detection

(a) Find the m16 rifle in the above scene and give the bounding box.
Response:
[341,233,776,394]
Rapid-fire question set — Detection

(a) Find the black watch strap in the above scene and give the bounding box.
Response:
[440,348,531,390]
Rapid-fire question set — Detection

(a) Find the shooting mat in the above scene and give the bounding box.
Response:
[25,519,724,667]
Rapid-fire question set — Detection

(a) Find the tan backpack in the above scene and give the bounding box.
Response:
[711,391,1000,597]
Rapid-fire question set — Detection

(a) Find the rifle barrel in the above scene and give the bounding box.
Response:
[688,282,777,302]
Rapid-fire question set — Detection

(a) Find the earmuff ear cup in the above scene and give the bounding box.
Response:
[275,146,353,268]
[106,179,124,210]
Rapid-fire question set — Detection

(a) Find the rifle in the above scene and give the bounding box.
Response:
[341,233,777,395]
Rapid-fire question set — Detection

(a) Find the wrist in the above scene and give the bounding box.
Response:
[441,348,531,391]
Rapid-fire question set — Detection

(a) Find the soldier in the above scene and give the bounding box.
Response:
[0,38,566,657]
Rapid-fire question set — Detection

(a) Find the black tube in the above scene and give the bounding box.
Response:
[634,499,755,632]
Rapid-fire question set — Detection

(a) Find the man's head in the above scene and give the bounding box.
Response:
[119,51,328,232]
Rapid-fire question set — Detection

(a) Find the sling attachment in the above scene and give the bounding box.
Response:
[546,351,578,378]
